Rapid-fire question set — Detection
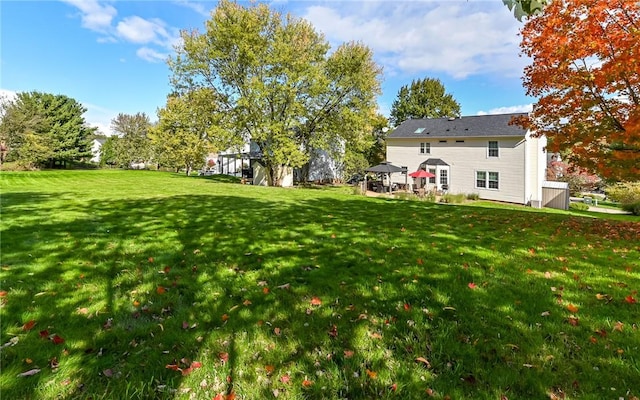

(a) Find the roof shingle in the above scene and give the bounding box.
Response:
[387,113,528,139]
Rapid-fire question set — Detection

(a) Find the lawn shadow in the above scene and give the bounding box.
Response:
[1,189,638,398]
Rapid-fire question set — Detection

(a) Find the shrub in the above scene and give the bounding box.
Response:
[569,202,589,211]
[606,182,640,215]
[621,201,640,216]
[440,193,466,204]
[466,193,480,200]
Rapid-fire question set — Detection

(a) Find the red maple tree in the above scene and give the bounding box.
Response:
[517,0,639,181]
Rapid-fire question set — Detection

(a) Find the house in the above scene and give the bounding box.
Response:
[217,141,340,186]
[90,137,107,163]
[385,113,547,206]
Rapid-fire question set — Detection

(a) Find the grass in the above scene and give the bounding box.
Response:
[1,170,639,400]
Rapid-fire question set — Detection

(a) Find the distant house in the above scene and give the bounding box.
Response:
[90,137,107,163]
[386,113,547,207]
[217,141,341,186]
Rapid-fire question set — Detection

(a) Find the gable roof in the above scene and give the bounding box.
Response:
[387,113,528,139]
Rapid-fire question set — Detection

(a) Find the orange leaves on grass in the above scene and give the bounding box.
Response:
[415,357,432,368]
[218,352,229,364]
[468,282,477,289]
[22,320,36,331]
[221,314,229,322]
[213,392,236,400]
[567,316,579,326]
[328,324,338,338]
[262,287,270,294]
[302,378,313,387]
[566,304,579,313]
[625,295,637,304]
[613,321,624,332]
[264,365,275,375]
[343,349,354,358]
[156,286,166,295]
[365,369,377,379]
[0,290,7,297]
[310,296,322,306]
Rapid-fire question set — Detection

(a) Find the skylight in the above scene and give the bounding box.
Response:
[414,128,425,133]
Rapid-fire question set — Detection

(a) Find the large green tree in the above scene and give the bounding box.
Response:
[110,112,152,168]
[503,0,548,21]
[389,78,461,127]
[0,91,94,168]
[151,90,239,176]
[169,0,382,186]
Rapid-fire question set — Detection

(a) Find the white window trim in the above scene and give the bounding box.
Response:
[420,142,430,154]
[487,140,499,158]
[475,170,499,190]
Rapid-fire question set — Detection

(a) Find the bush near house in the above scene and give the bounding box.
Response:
[606,182,640,215]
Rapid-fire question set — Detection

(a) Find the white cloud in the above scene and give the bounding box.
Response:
[83,102,118,136]
[476,104,533,115]
[173,0,211,17]
[0,88,18,102]
[136,47,169,63]
[61,0,117,32]
[116,16,168,44]
[302,2,527,79]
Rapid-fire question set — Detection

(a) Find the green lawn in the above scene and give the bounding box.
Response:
[1,170,638,399]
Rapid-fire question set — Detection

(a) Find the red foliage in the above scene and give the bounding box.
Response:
[519,0,640,181]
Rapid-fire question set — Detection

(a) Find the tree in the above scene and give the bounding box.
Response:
[389,78,461,127]
[517,0,639,181]
[503,0,548,21]
[0,91,94,168]
[110,113,152,168]
[151,90,239,176]
[99,136,119,168]
[169,0,382,186]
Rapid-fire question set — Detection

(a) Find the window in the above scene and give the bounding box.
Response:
[429,169,436,184]
[456,140,465,143]
[476,171,499,189]
[420,142,430,154]
[476,171,487,188]
[488,172,499,189]
[440,169,448,185]
[488,141,499,157]
[414,127,425,134]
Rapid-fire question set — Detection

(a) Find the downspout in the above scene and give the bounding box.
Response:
[524,133,530,205]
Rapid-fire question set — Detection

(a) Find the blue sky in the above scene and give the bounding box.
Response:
[1,0,534,135]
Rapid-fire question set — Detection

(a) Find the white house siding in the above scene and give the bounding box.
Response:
[525,133,547,207]
[387,136,530,204]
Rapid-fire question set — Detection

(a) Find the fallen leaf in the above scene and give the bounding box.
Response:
[148,257,154,263]
[17,368,41,377]
[221,314,229,322]
[262,287,270,294]
[310,297,322,306]
[567,316,579,326]
[344,350,354,358]
[52,335,65,345]
[133,300,140,307]
[302,379,313,387]
[191,361,202,369]
[415,357,431,368]
[182,321,189,330]
[417,258,423,265]
[328,324,338,338]
[390,383,398,391]
[163,266,171,274]
[403,303,411,311]
[22,320,36,331]
[103,368,113,377]
[156,286,166,295]
[276,283,290,290]
[166,364,180,371]
[218,352,229,364]
[274,327,281,336]
[544,271,552,279]
[625,295,637,304]
[613,321,624,332]
[213,394,224,400]
[243,299,252,306]
[468,282,477,289]
[39,330,49,338]
[366,369,377,379]
[541,311,551,317]
[265,365,275,375]
[370,332,382,339]
[0,291,7,297]
[280,374,291,384]
[566,304,579,313]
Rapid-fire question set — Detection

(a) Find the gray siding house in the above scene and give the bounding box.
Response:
[386,113,547,206]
